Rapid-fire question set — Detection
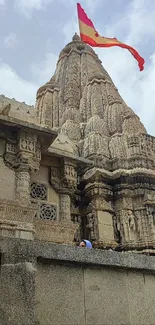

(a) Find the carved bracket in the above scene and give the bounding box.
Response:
[4,130,41,172]
[50,159,78,196]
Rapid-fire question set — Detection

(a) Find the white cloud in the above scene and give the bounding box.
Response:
[4,33,18,49]
[0,49,57,105]
[31,52,57,85]
[14,0,54,18]
[102,0,155,46]
[14,0,100,18]
[61,0,101,14]
[62,0,155,136]
[82,0,102,14]
[0,60,37,104]
[1,0,155,137]
[96,46,155,136]
[62,18,78,44]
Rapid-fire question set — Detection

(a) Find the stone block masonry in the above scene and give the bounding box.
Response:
[1,238,155,324]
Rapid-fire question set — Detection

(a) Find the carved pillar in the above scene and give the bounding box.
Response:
[114,186,155,252]
[15,130,41,205]
[1,130,41,240]
[15,169,31,204]
[60,194,71,221]
[84,180,117,248]
[50,159,78,222]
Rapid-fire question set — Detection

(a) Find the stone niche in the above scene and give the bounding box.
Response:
[97,210,115,245]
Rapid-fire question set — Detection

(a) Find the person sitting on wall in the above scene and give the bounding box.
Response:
[79,240,92,248]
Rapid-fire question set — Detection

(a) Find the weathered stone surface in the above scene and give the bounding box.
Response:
[0,94,36,124]
[1,238,155,325]
[1,34,155,252]
[34,35,155,251]
[1,238,155,272]
[36,262,85,325]
[0,261,36,325]
[1,33,155,325]
[34,220,78,244]
[0,200,36,240]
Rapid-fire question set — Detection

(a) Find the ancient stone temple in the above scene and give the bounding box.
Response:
[0,33,155,253]
[2,34,155,325]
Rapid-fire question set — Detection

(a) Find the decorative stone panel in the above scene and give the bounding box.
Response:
[30,182,47,201]
[37,203,57,221]
[0,199,36,240]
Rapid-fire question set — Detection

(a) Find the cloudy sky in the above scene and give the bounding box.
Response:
[0,0,155,134]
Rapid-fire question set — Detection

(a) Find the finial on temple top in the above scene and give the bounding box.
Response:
[72,33,80,41]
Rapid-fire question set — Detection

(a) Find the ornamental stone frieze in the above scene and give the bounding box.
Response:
[0,199,36,240]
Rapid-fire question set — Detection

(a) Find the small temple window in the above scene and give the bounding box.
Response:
[30,182,47,201]
[30,182,57,221]
[39,203,57,221]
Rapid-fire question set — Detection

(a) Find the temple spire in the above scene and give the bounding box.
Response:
[72,33,80,41]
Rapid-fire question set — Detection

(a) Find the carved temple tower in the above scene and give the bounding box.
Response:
[0,34,155,253]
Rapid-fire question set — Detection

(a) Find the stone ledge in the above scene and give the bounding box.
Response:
[1,238,155,272]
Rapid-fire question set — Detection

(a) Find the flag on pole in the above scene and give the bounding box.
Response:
[77,3,145,71]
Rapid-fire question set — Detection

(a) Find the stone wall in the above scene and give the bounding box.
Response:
[1,238,155,325]
[37,262,155,325]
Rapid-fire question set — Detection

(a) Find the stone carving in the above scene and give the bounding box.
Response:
[50,160,77,197]
[71,214,82,242]
[134,210,143,238]
[0,199,36,223]
[86,211,98,241]
[3,130,42,205]
[60,194,71,221]
[15,171,31,203]
[20,137,35,153]
[1,34,155,253]
[0,199,36,240]
[116,210,137,246]
[38,203,57,221]
[6,141,16,154]
[0,103,11,116]
[128,210,137,241]
[30,183,47,201]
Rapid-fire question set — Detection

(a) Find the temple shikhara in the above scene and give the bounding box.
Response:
[0,34,155,253]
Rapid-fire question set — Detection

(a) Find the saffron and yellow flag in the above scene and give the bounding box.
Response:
[77,3,145,71]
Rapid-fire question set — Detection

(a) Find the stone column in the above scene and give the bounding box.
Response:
[60,193,71,221]
[15,169,31,204]
[92,196,115,246]
[59,159,77,222]
[15,130,41,205]
[85,181,117,248]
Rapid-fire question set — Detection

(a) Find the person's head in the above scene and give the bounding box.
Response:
[79,240,92,248]
[79,241,86,247]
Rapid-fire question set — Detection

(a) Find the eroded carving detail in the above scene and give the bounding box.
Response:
[86,211,98,241]
[1,34,155,252]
